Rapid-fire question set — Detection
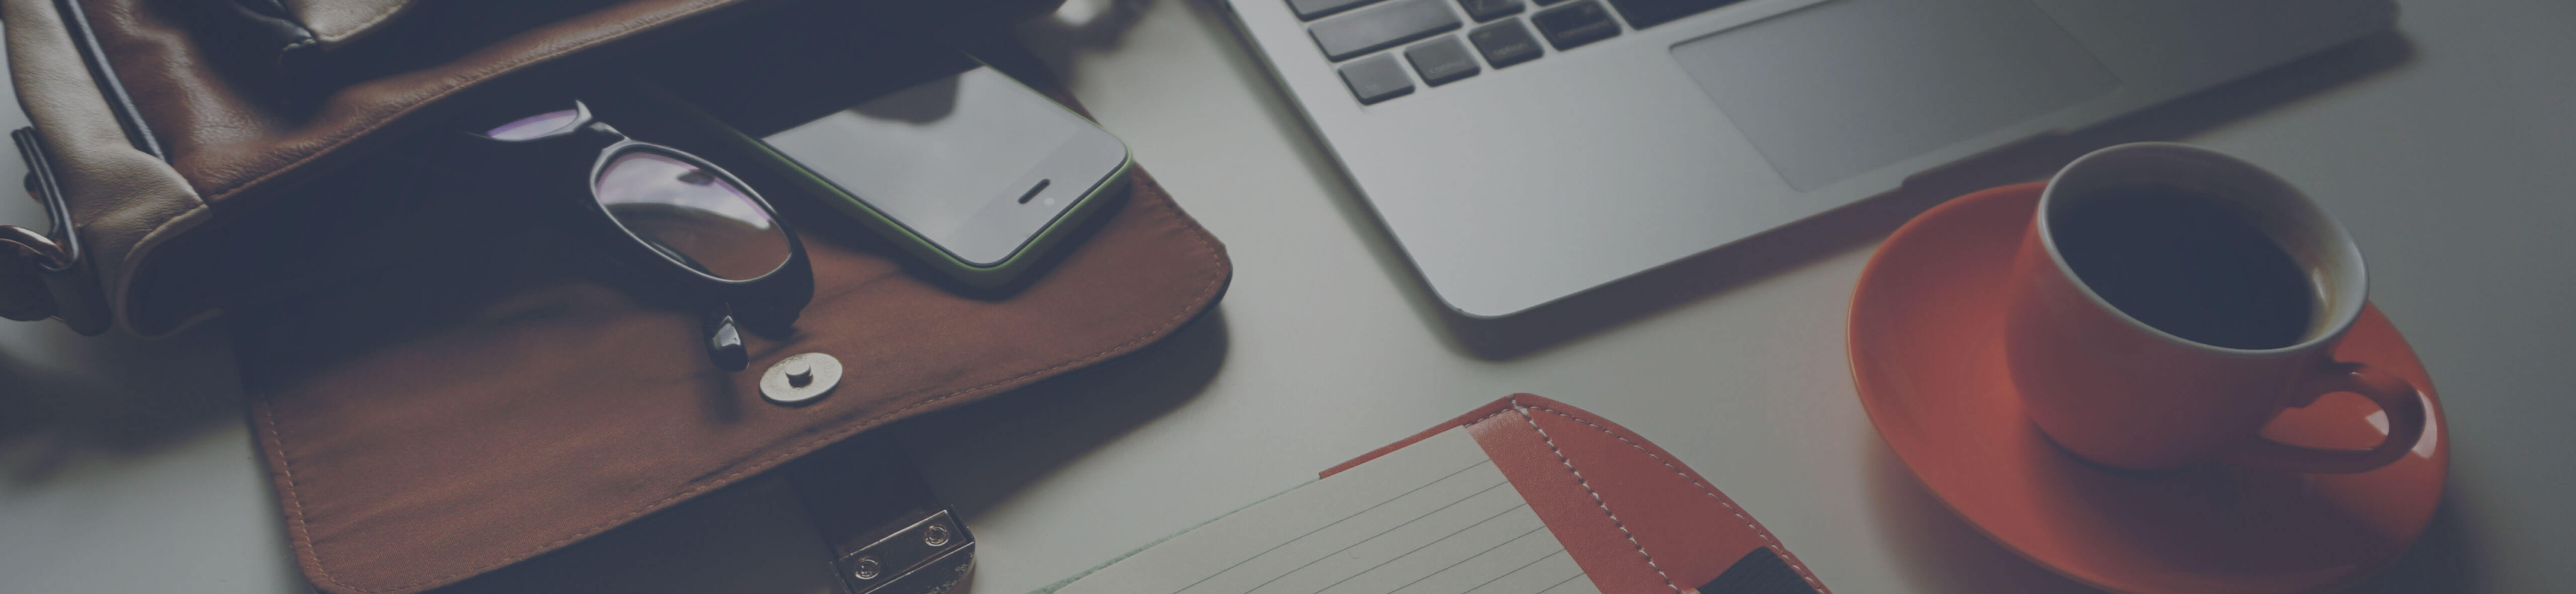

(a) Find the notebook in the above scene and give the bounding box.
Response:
[1046,395,1826,594]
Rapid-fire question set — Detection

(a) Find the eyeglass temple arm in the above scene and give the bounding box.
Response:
[706,304,748,372]
[635,226,757,372]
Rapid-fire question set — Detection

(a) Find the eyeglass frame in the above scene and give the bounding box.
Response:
[461,100,814,372]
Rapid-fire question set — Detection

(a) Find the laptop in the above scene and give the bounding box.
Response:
[1215,0,2398,318]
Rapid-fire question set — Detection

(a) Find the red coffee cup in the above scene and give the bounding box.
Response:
[2004,142,2426,473]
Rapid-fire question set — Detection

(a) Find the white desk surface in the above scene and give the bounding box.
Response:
[4,1,2571,592]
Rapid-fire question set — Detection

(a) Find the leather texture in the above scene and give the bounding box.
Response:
[83,0,732,206]
[179,0,324,70]
[420,432,939,594]
[1,0,1062,335]
[284,0,416,47]
[235,157,1226,594]
[8,5,1186,592]
[1329,395,1832,594]
[3,0,207,334]
[97,1,1198,591]
[84,0,1062,208]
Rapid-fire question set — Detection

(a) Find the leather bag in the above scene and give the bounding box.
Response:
[0,0,1070,336]
[5,1,1233,592]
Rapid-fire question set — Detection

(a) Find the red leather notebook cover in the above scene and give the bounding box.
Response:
[1323,395,1830,594]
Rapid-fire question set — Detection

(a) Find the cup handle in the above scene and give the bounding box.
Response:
[2223,362,2428,474]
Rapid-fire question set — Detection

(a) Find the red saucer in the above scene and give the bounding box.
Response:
[1847,183,2449,593]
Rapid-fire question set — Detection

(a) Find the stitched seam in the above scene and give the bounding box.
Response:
[1508,397,1684,594]
[256,402,330,587]
[271,176,1227,593]
[1520,405,1825,592]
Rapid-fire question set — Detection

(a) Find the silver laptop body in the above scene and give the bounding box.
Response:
[1218,0,2397,317]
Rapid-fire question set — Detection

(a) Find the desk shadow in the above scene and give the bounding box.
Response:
[2338,480,2488,593]
[1867,440,2488,593]
[434,473,846,594]
[1866,444,2107,593]
[1432,31,2418,359]
[891,307,1227,521]
[0,318,244,483]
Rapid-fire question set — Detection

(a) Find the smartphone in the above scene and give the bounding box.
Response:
[682,63,1131,289]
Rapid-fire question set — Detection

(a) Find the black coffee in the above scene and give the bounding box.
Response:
[2054,184,2317,350]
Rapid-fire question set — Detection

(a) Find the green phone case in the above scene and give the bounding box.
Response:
[631,67,1132,290]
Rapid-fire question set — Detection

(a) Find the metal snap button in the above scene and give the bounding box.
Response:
[760,352,842,405]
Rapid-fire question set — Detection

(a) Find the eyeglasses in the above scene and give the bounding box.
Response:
[465,101,812,372]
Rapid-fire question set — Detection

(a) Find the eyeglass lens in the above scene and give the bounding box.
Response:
[592,151,793,281]
[486,110,583,140]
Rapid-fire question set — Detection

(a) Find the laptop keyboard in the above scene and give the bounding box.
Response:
[1531,1,1620,49]
[1309,0,1461,61]
[1302,0,1747,104]
[1607,0,1746,28]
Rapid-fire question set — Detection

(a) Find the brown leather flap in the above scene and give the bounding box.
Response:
[235,159,1227,593]
[228,25,1225,590]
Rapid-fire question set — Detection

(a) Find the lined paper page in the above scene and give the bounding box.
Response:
[1057,428,1598,594]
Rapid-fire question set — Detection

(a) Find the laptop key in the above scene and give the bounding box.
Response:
[1290,0,1387,21]
[1339,53,1417,104]
[1468,20,1544,68]
[1457,0,1523,22]
[1309,0,1465,62]
[1532,1,1620,50]
[1605,0,1742,29]
[1405,36,1481,86]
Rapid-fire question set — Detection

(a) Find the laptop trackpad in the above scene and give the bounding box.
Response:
[1671,0,2118,190]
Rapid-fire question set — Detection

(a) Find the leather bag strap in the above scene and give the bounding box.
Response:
[1,127,107,334]
[783,432,976,594]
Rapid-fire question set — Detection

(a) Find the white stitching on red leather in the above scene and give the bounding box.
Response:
[1508,397,1686,594]
[1520,405,1826,592]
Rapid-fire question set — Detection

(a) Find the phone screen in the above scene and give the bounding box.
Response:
[759,66,1123,266]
